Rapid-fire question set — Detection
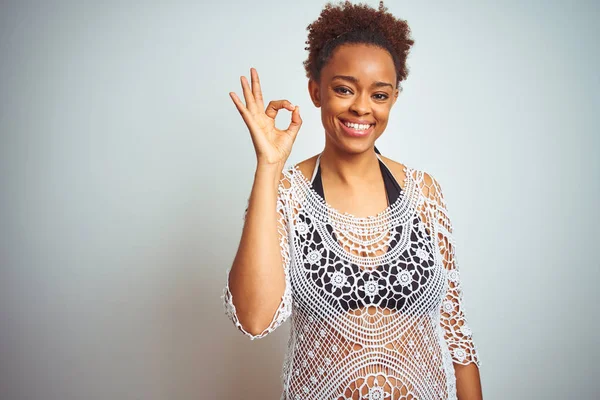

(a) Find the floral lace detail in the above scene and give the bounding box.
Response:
[222,162,481,399]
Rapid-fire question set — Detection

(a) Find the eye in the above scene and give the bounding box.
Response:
[333,87,352,95]
[333,87,389,101]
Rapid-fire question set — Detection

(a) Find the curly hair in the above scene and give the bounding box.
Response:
[303,1,415,90]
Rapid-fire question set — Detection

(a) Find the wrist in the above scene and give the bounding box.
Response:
[255,162,284,188]
[256,159,285,174]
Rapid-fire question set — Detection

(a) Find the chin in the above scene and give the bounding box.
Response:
[336,139,376,155]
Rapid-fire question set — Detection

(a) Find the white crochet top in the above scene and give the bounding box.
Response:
[222,155,481,400]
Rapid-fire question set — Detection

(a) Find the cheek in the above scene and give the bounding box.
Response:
[380,99,395,114]
[322,96,347,113]
[374,107,391,123]
[320,109,338,131]
[321,101,347,123]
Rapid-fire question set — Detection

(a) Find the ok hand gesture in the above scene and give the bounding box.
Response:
[229,68,302,167]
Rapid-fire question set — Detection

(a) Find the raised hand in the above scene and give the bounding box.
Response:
[229,68,302,166]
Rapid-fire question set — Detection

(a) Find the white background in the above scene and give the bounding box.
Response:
[1,1,599,399]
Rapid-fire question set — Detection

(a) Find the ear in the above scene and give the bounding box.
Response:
[308,79,321,108]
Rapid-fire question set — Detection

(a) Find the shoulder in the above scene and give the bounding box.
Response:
[420,170,444,202]
[414,167,447,207]
[292,154,320,182]
[275,154,319,192]
[377,154,410,190]
[380,154,445,204]
[276,153,321,191]
[277,155,319,194]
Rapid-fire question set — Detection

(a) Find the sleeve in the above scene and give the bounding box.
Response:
[220,180,293,340]
[427,173,481,367]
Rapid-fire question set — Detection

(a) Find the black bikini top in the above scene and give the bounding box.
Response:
[302,148,435,313]
[310,149,402,205]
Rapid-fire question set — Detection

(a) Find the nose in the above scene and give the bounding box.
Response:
[349,92,371,115]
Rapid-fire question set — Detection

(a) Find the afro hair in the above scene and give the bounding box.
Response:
[303,1,415,90]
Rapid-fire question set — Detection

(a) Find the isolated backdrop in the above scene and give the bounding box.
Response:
[1,1,599,399]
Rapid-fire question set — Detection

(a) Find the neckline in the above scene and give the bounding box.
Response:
[310,152,390,182]
[290,156,415,226]
[311,152,397,209]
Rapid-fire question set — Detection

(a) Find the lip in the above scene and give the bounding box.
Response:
[340,118,375,125]
[338,118,375,137]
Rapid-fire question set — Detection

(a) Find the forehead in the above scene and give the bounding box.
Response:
[322,43,396,84]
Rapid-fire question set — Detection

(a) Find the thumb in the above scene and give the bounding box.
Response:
[286,106,302,137]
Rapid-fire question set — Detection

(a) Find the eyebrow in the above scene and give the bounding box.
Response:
[331,75,394,89]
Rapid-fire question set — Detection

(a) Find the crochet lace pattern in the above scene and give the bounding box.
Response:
[222,162,480,400]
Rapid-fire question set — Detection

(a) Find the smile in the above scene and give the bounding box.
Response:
[339,119,375,137]
[343,121,372,130]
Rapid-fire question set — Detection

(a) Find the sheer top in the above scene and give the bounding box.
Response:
[310,153,435,314]
[222,152,481,400]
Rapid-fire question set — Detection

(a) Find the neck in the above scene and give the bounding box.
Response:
[319,145,381,188]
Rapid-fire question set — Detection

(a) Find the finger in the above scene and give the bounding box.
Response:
[229,92,262,138]
[240,75,258,114]
[265,100,295,120]
[286,105,302,137]
[250,68,265,112]
[229,91,247,116]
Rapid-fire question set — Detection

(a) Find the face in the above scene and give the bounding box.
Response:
[308,43,399,154]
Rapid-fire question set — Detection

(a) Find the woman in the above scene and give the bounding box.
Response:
[222,1,482,399]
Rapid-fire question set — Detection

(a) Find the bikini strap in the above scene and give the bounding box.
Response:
[310,152,322,184]
[376,152,403,197]
[312,151,388,183]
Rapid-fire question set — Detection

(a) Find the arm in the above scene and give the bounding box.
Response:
[221,163,293,339]
[423,172,483,399]
[222,67,301,339]
[455,363,482,400]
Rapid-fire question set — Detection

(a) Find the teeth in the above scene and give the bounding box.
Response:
[343,121,372,130]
